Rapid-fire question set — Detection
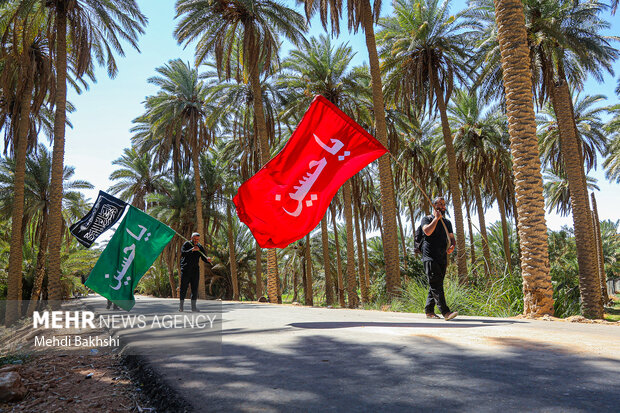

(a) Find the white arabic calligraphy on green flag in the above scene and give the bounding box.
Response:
[86,206,175,311]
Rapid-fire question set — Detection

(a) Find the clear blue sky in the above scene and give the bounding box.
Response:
[62,0,619,231]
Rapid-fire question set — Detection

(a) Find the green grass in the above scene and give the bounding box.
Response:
[360,271,524,318]
[389,273,523,317]
[604,295,620,322]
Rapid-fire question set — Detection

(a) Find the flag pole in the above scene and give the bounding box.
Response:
[386,151,451,251]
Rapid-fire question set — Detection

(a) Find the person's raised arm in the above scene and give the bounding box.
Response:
[423,207,442,236]
[198,244,211,265]
[181,241,194,254]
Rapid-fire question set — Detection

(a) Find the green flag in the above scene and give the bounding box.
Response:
[86,206,175,311]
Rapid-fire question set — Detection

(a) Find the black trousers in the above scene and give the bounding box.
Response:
[424,259,451,315]
[180,270,199,301]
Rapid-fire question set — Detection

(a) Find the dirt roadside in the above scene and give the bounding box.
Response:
[0,300,157,413]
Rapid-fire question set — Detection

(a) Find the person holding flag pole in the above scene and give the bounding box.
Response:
[389,154,458,321]
[179,232,213,312]
[74,193,216,312]
[233,95,456,317]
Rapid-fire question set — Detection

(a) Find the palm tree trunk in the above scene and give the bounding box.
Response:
[491,173,512,265]
[255,244,263,300]
[249,63,279,304]
[227,204,239,300]
[493,0,553,315]
[590,193,609,306]
[408,201,416,235]
[353,190,368,303]
[301,249,307,299]
[430,70,468,281]
[464,193,477,268]
[293,269,298,303]
[321,215,334,306]
[177,239,188,299]
[512,194,522,267]
[549,79,602,318]
[361,0,401,297]
[167,244,177,298]
[473,182,491,276]
[27,208,49,316]
[191,149,206,299]
[331,203,346,307]
[361,216,370,295]
[305,234,313,306]
[396,205,407,273]
[6,64,35,324]
[343,181,359,307]
[47,9,68,303]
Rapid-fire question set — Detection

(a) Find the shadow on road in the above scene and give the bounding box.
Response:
[288,320,519,329]
[144,331,620,412]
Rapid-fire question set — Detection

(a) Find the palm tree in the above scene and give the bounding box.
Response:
[342,181,359,307]
[279,34,367,306]
[131,113,189,181]
[226,200,240,300]
[208,128,266,297]
[215,153,243,301]
[590,193,608,305]
[538,94,609,177]
[0,145,92,312]
[352,177,369,303]
[489,0,554,315]
[108,146,166,210]
[303,234,313,305]
[449,89,504,275]
[149,176,197,296]
[25,145,91,313]
[500,0,615,318]
[278,35,368,116]
[175,0,307,304]
[320,214,334,305]
[602,104,620,183]
[44,0,146,302]
[301,0,403,297]
[398,117,438,217]
[205,67,284,299]
[543,170,599,217]
[600,219,620,281]
[448,88,515,271]
[377,0,476,281]
[1,0,53,324]
[330,203,346,306]
[143,58,213,298]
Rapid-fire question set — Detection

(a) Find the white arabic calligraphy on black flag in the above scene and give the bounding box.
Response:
[70,191,127,248]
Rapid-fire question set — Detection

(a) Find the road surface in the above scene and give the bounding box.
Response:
[81,296,620,412]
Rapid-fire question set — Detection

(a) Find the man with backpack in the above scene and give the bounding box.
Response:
[419,197,458,321]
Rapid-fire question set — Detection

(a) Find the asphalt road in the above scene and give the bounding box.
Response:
[82,296,620,412]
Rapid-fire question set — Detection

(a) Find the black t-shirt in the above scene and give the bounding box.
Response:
[420,215,453,262]
[180,241,210,273]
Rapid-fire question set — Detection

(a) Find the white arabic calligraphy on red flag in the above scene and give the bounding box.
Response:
[233,95,388,248]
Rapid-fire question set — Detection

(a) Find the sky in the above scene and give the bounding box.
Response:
[61,0,620,233]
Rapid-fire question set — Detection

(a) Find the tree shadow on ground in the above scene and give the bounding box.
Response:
[145,332,620,412]
[288,319,520,329]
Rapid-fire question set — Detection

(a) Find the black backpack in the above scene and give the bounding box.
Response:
[414,223,424,255]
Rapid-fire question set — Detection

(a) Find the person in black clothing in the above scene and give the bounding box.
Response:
[421,197,458,321]
[179,232,212,312]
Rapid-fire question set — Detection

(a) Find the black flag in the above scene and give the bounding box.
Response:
[70,191,127,248]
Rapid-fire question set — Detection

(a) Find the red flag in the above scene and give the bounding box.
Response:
[233,95,388,248]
